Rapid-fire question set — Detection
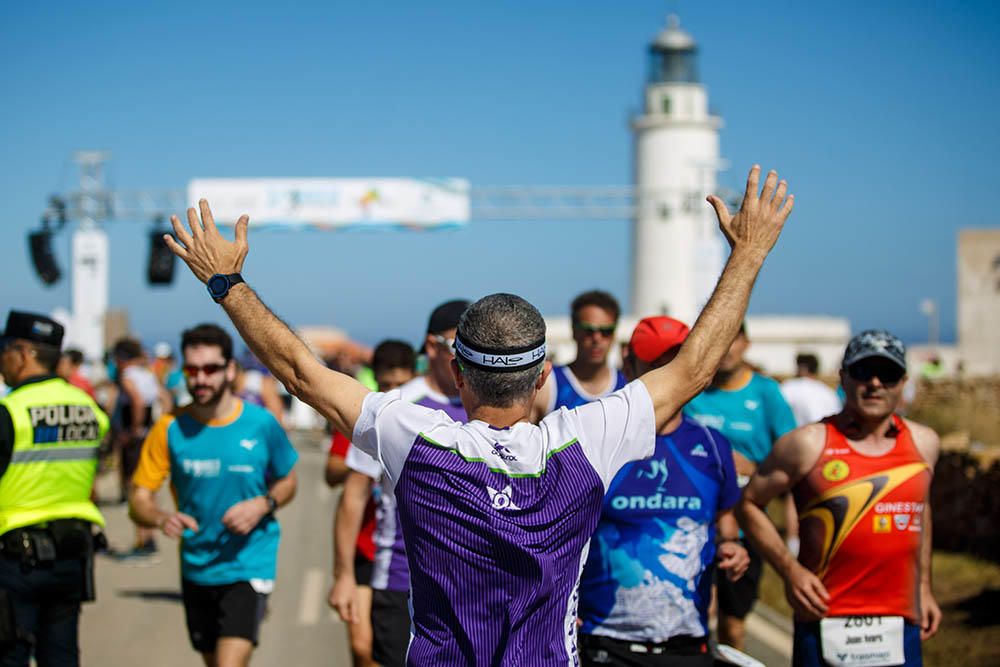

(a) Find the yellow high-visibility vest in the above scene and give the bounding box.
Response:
[0,377,109,534]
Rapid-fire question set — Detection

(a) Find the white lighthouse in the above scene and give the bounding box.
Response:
[631,16,725,324]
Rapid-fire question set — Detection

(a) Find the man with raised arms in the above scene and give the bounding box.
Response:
[164,165,793,666]
[737,330,941,666]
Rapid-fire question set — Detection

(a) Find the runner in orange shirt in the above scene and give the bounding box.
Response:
[737,330,941,666]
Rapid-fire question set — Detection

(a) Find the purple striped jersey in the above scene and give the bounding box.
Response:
[347,376,466,592]
[352,380,656,666]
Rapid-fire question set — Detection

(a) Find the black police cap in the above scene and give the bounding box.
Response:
[2,311,64,348]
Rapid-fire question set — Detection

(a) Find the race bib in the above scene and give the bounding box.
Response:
[820,616,905,666]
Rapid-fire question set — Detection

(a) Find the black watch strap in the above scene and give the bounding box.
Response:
[265,493,278,515]
[208,273,245,302]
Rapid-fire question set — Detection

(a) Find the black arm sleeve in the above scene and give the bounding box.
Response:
[0,405,13,479]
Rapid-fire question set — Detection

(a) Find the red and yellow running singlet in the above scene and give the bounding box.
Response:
[794,415,930,622]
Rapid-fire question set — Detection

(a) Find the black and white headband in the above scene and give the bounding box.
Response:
[453,333,546,373]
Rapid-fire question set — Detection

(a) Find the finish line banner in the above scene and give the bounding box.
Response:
[187,178,470,229]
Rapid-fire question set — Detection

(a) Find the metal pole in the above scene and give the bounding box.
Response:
[70,152,111,361]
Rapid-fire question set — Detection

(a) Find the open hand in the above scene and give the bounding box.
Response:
[707,165,794,260]
[221,496,269,535]
[164,199,249,283]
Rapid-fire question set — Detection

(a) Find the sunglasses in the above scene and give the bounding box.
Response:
[182,363,226,378]
[431,335,456,351]
[575,322,616,337]
[847,361,905,387]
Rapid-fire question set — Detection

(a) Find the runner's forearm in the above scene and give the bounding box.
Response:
[128,486,168,529]
[267,470,297,509]
[920,504,933,589]
[716,509,741,542]
[737,495,797,577]
[221,283,319,396]
[219,283,366,436]
[332,477,368,579]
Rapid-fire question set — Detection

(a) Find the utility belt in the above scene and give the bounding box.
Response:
[0,519,94,561]
[0,519,104,603]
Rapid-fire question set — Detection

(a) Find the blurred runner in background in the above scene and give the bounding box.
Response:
[326,339,417,667]
[531,290,626,420]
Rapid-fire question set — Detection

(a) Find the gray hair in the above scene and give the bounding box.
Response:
[457,293,546,408]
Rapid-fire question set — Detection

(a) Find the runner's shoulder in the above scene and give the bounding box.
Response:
[151,409,181,431]
[901,417,940,464]
[769,421,826,472]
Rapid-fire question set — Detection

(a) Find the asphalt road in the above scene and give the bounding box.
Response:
[79,431,790,666]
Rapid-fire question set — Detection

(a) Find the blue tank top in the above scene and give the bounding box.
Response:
[550,365,627,411]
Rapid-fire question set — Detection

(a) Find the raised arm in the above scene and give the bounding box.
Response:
[639,166,794,429]
[164,201,369,437]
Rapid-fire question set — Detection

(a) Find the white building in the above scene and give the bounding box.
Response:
[958,229,1000,376]
[543,315,850,378]
[631,16,725,325]
[544,16,851,379]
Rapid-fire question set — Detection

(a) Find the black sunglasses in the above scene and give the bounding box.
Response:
[574,322,616,337]
[847,360,905,387]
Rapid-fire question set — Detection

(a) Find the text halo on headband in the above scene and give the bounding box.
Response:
[453,334,546,373]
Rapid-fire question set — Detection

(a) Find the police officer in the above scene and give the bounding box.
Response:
[0,311,109,667]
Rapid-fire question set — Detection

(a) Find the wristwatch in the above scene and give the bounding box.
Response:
[264,494,278,516]
[206,273,245,302]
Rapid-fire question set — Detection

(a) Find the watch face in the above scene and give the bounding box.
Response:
[207,274,229,298]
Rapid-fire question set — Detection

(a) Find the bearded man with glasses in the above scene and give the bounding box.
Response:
[128,323,298,667]
[738,329,942,667]
[530,290,626,421]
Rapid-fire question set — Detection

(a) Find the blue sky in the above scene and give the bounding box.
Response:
[1,1,997,350]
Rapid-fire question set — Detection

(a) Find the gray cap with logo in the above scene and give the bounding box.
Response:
[842,329,906,372]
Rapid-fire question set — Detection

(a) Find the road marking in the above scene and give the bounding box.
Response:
[745,612,792,659]
[298,567,326,626]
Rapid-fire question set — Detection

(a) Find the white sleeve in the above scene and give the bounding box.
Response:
[566,379,656,488]
[351,390,439,487]
[345,443,381,481]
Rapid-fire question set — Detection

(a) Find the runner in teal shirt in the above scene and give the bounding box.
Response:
[134,401,298,584]
[685,371,796,465]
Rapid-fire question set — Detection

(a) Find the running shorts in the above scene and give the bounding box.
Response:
[371,588,409,667]
[355,554,374,587]
[181,580,268,653]
[716,539,763,619]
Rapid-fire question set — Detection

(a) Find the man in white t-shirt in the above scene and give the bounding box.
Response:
[780,353,842,427]
[114,338,170,557]
[164,164,794,665]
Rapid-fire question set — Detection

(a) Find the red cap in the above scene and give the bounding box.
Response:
[629,316,690,363]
